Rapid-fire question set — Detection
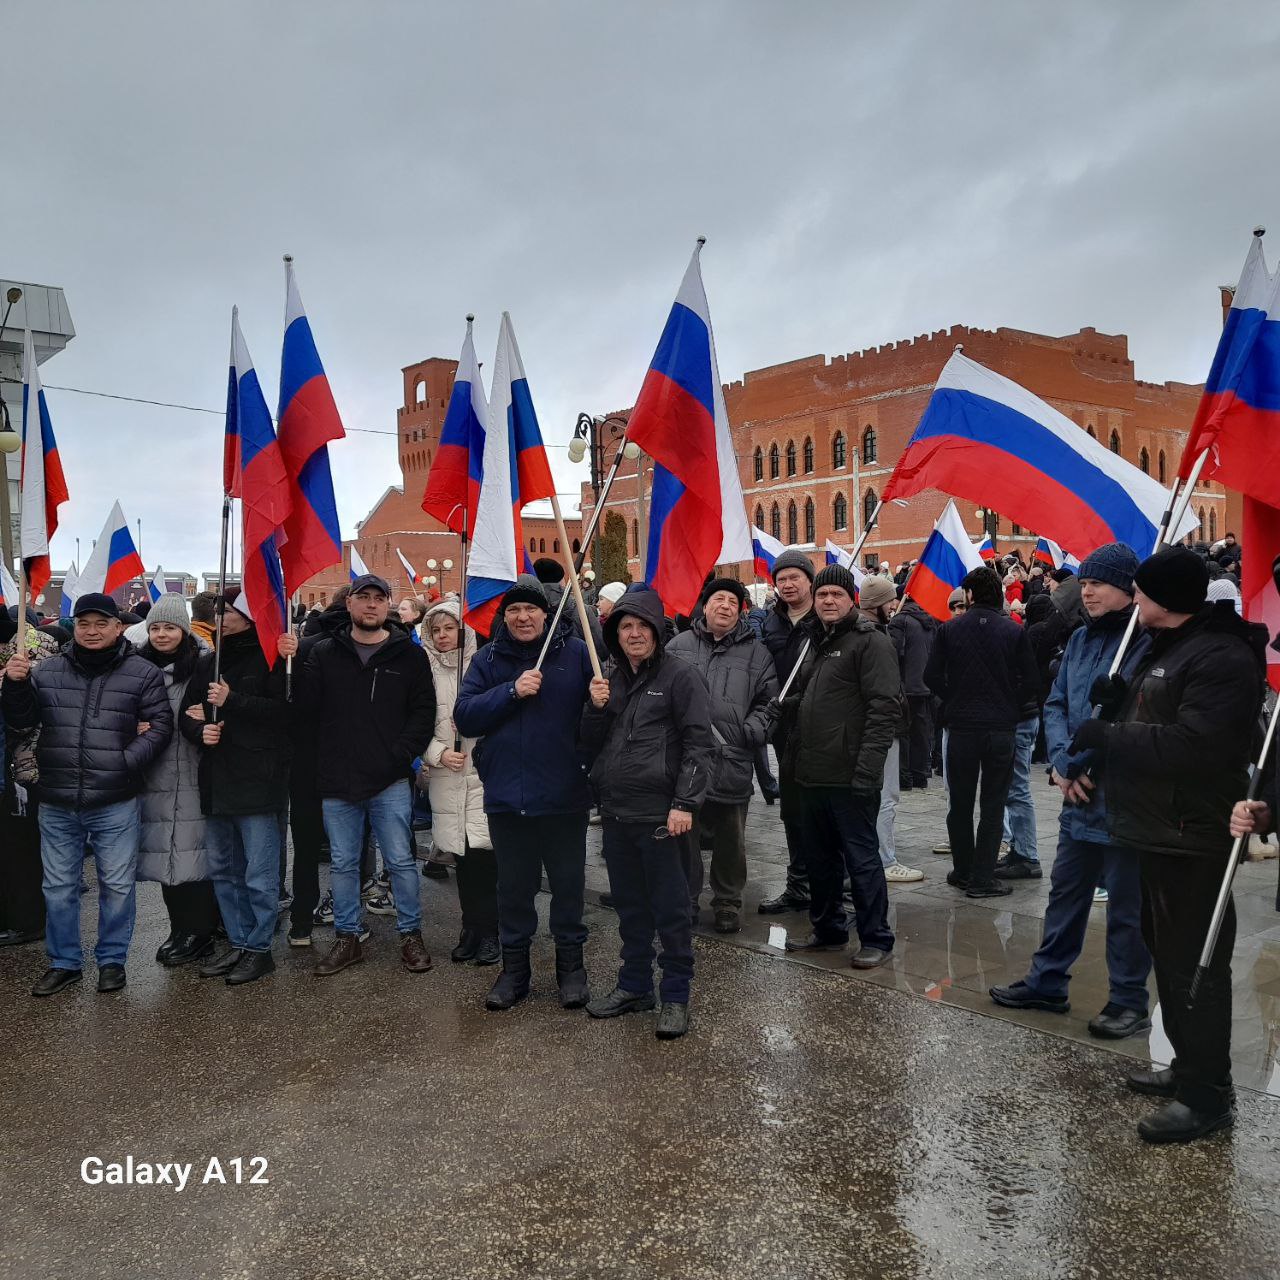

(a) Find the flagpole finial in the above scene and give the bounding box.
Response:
[283,253,293,263]
[696,236,707,247]
[1253,225,1266,238]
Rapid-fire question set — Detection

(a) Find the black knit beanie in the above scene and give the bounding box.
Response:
[1134,545,1209,614]
[812,565,859,601]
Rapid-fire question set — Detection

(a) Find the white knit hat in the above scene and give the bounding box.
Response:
[1206,578,1242,615]
[598,582,626,604]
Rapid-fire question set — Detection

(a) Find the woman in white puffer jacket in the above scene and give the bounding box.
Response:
[419,600,498,965]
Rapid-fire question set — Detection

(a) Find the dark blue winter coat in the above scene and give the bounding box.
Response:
[1043,605,1150,845]
[454,616,593,816]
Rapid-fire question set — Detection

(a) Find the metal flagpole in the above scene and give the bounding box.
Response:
[549,492,603,679]
[211,493,232,724]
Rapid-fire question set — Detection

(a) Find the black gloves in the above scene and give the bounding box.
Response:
[1088,673,1128,722]
[1069,717,1108,755]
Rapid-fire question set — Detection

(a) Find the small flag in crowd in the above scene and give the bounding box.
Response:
[148,565,166,604]
[422,317,488,538]
[1034,536,1080,573]
[60,563,79,618]
[464,313,557,634]
[824,540,867,589]
[276,258,346,597]
[882,350,1197,558]
[19,328,70,600]
[0,560,18,611]
[904,500,985,621]
[396,547,422,586]
[751,525,785,577]
[77,501,145,597]
[627,240,753,616]
[975,532,995,561]
[348,544,371,582]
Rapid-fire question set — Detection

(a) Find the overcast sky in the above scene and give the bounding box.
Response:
[9,1,1280,577]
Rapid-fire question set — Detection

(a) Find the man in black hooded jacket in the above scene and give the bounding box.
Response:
[1074,546,1267,1145]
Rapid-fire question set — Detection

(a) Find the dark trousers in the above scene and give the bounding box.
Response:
[0,793,45,934]
[796,786,893,951]
[1139,850,1236,1112]
[454,843,498,936]
[289,769,326,933]
[945,728,1016,887]
[487,811,587,950]
[904,695,934,785]
[160,880,220,936]
[686,800,748,913]
[1025,834,1151,1011]
[602,819,694,1003]
[778,773,810,897]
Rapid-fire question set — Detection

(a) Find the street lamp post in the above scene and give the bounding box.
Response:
[0,286,24,572]
[975,508,997,550]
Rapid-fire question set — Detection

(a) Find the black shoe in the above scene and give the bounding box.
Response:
[850,947,891,970]
[599,892,616,909]
[758,891,810,915]
[945,870,970,889]
[994,856,1043,880]
[0,928,42,947]
[784,934,847,953]
[287,925,312,948]
[155,930,179,964]
[485,948,531,1011]
[989,980,1069,1013]
[655,1001,689,1039]
[911,775,929,790]
[451,928,481,963]
[586,986,657,1019]
[162,933,216,967]
[226,950,275,986]
[471,935,500,966]
[199,947,244,978]
[422,861,449,881]
[97,964,126,993]
[1137,1100,1234,1145]
[1125,1066,1177,1098]
[1088,1004,1152,1040]
[713,910,741,934]
[32,967,82,997]
[966,882,1013,898]
[555,943,591,1009]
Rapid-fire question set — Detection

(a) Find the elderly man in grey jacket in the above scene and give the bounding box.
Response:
[667,578,778,933]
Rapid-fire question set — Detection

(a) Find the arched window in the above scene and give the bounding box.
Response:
[832,432,846,468]
[787,501,798,544]
[538,538,545,553]
[769,443,780,479]
[785,440,797,477]
[804,498,815,543]
[1109,429,1121,455]
[754,504,764,530]
[1158,450,1167,483]
[1198,507,1207,539]
[1209,508,1218,542]
[770,503,781,541]
[862,426,877,464]
[1086,425,1097,439]
[529,537,536,552]
[553,539,560,553]
[863,488,877,529]
[753,447,763,482]
[803,438,814,474]
[833,493,848,532]
[1011,523,1022,536]
[1139,447,1150,475]
[572,538,581,554]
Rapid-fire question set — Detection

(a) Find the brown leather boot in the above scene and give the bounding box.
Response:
[400,930,433,973]
[314,932,364,977]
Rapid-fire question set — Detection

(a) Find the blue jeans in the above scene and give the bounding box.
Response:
[1025,834,1151,1012]
[323,780,421,935]
[1001,715,1040,863]
[39,798,140,970]
[207,812,283,953]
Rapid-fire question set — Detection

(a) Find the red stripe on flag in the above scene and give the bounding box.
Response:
[904,562,956,622]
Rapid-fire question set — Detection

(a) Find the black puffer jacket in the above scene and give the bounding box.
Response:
[887,599,937,697]
[180,630,292,816]
[1101,602,1267,859]
[581,589,714,824]
[666,616,779,803]
[924,605,1039,729]
[781,612,902,791]
[760,598,811,685]
[1,639,173,810]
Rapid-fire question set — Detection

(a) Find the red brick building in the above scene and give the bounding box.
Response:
[302,357,582,607]
[579,321,1228,580]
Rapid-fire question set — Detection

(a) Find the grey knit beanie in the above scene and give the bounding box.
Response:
[1077,542,1139,595]
[771,549,815,583]
[146,593,192,636]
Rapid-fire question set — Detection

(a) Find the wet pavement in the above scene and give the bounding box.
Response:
[2,774,1279,1279]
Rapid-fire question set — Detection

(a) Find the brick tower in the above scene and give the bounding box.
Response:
[398,356,457,526]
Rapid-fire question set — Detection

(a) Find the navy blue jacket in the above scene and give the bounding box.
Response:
[1042,606,1150,845]
[454,617,593,816]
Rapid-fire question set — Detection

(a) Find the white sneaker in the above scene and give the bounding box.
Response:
[884,862,924,883]
[1093,887,1109,904]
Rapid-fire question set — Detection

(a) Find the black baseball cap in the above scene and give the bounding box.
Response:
[350,574,391,597]
[72,592,121,620]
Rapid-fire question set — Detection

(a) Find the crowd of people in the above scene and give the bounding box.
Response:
[0,532,1271,1141]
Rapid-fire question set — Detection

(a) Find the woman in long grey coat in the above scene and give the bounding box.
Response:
[135,595,219,966]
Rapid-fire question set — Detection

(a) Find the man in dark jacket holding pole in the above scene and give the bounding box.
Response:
[280,575,435,979]
[666,577,777,934]
[781,565,901,969]
[455,575,595,1012]
[925,566,1039,899]
[3,593,172,997]
[1072,546,1266,1144]
[582,587,713,1039]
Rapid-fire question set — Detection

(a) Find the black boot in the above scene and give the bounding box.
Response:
[555,943,590,1009]
[451,928,481,963]
[155,930,179,964]
[485,947,531,1011]
[1137,1100,1234,1145]
[163,933,216,967]
[225,950,276,986]
[471,935,500,966]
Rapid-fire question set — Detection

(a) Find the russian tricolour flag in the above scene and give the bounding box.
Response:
[0,560,19,612]
[148,565,166,604]
[78,501,146,598]
[19,328,70,600]
[751,525,785,578]
[349,545,370,582]
[627,241,753,616]
[824,540,867,589]
[423,318,487,538]
[396,548,422,587]
[276,259,346,597]
[465,313,557,634]
[975,532,995,561]
[60,564,79,618]
[905,500,985,621]
[883,350,1196,558]
[1034,536,1079,573]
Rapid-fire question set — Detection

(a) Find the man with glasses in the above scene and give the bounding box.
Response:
[2,593,172,997]
[581,587,712,1040]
